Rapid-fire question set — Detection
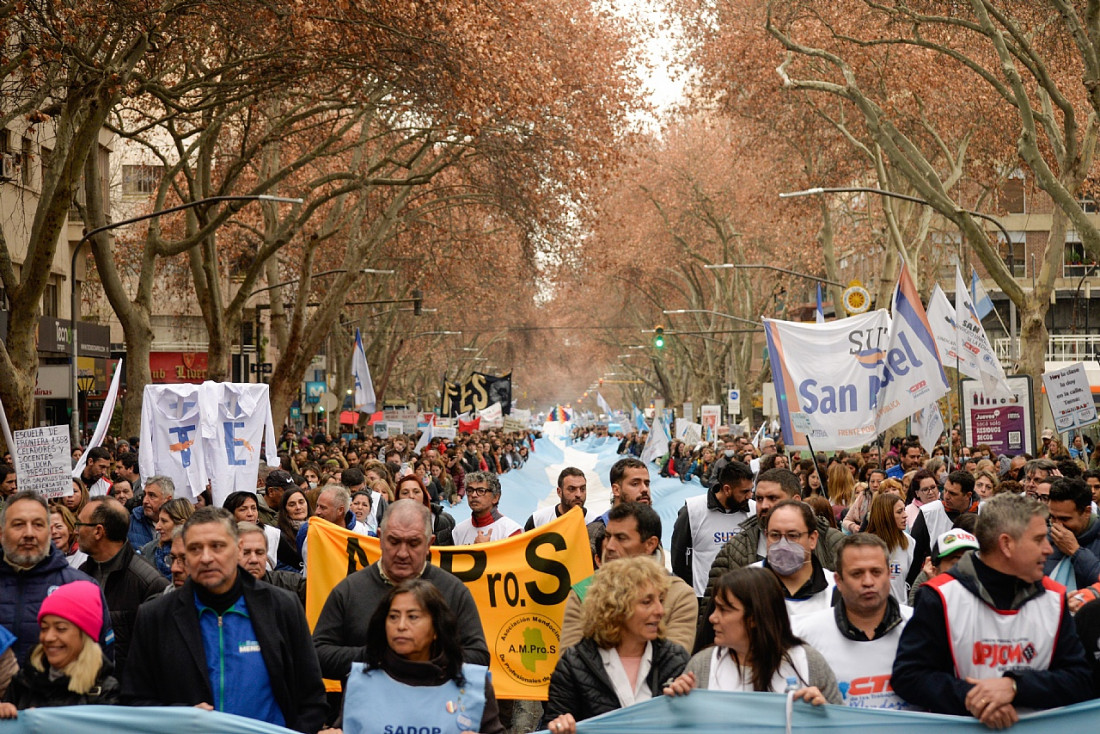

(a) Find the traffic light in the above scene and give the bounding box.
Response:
[598,378,603,387]
[654,326,665,349]
[412,288,423,316]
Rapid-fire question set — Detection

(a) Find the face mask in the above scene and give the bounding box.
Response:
[308,481,318,489]
[724,450,735,458]
[767,537,806,577]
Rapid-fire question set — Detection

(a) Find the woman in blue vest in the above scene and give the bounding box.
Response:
[341,579,503,734]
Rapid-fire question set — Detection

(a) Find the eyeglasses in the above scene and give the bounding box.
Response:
[1036,494,1051,503]
[467,487,492,496]
[766,530,807,543]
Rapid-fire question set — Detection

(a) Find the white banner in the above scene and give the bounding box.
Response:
[73,358,123,481]
[763,310,888,450]
[763,266,949,450]
[640,415,670,464]
[479,402,504,428]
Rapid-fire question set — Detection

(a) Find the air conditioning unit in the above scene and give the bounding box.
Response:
[0,153,18,182]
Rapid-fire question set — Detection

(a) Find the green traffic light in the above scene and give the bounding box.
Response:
[654,325,665,349]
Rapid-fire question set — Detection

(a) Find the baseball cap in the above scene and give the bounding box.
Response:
[265,469,296,490]
[1041,428,1054,440]
[933,529,979,561]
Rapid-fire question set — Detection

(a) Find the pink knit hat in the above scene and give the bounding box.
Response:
[37,581,103,640]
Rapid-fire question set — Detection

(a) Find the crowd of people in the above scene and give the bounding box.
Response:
[1,417,1100,733]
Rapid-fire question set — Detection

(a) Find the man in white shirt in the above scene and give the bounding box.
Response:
[792,534,914,710]
[451,471,522,545]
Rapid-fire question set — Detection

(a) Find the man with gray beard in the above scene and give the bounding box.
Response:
[0,490,114,662]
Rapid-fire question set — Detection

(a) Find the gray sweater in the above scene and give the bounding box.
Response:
[683,643,842,704]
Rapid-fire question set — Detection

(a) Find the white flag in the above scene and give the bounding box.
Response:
[73,359,124,481]
[596,391,612,416]
[414,414,435,453]
[640,415,670,464]
[955,266,1012,396]
[926,285,980,380]
[352,328,376,413]
[913,402,945,456]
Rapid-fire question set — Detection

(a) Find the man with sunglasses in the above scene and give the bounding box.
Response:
[450,471,522,545]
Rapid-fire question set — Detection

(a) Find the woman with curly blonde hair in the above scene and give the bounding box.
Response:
[542,557,694,733]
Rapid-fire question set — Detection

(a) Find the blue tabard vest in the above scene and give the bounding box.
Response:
[343,662,488,734]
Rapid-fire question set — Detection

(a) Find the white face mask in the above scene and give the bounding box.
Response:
[308,481,318,489]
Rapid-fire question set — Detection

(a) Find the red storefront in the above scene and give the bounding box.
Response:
[149,352,209,383]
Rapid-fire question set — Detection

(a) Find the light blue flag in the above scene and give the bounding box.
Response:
[535,689,1100,734]
[351,328,375,413]
[970,268,995,320]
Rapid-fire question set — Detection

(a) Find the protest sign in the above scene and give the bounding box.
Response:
[306,508,594,699]
[434,426,457,440]
[961,375,1034,457]
[1042,362,1099,433]
[479,401,504,428]
[14,425,71,499]
[700,405,721,442]
[382,408,418,434]
[442,372,512,417]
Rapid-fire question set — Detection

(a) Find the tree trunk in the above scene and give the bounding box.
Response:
[119,314,155,439]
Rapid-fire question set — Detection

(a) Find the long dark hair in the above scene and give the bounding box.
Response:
[277,487,313,543]
[703,568,805,692]
[365,580,466,685]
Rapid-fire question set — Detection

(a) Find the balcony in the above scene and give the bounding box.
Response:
[994,334,1100,365]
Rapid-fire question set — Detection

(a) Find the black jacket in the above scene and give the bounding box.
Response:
[4,658,119,709]
[541,637,689,727]
[431,504,456,546]
[80,542,168,677]
[121,571,327,733]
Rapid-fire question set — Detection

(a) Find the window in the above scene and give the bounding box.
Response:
[1080,197,1100,214]
[1000,233,1025,277]
[1064,236,1097,278]
[122,164,162,196]
[42,283,57,318]
[999,177,1026,214]
[21,137,32,186]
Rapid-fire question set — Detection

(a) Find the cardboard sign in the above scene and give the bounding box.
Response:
[14,425,72,499]
[1042,363,1099,433]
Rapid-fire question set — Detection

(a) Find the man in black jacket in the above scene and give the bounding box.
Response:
[122,507,327,733]
[77,496,167,678]
[313,499,488,680]
[893,493,1092,727]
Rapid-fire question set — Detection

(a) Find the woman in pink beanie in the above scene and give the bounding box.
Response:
[0,580,119,716]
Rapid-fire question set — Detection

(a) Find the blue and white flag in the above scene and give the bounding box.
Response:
[875,264,951,430]
[414,414,434,452]
[815,283,825,324]
[632,403,648,432]
[970,268,995,320]
[352,328,376,413]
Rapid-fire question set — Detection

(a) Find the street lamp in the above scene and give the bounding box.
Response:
[779,185,1019,360]
[71,194,303,445]
[247,267,396,297]
[703,263,845,288]
[662,308,761,327]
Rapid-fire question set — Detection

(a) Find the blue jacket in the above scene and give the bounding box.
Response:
[1044,515,1100,590]
[128,506,155,549]
[0,545,114,663]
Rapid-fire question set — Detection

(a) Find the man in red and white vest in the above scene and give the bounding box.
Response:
[892,493,1092,728]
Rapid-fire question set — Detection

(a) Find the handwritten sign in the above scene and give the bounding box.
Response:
[1042,363,1098,433]
[14,425,72,499]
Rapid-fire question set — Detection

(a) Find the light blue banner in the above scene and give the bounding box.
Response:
[537,690,1100,733]
[0,705,295,733]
